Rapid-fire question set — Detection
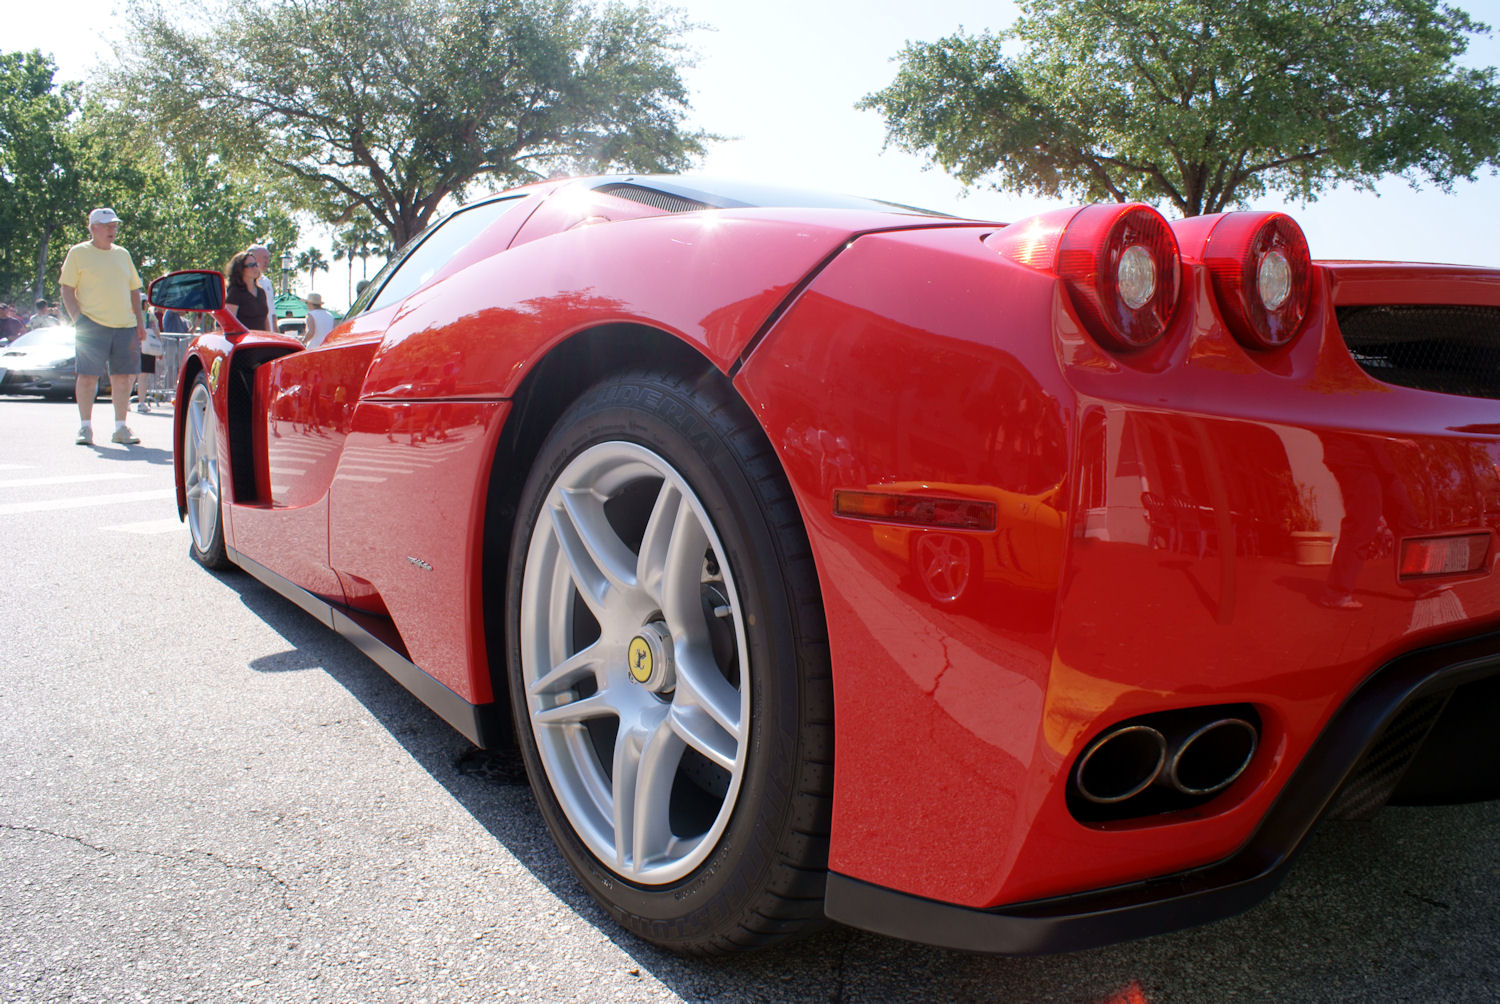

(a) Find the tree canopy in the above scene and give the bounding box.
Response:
[0,51,89,300]
[859,0,1500,216]
[108,0,712,246]
[0,49,296,303]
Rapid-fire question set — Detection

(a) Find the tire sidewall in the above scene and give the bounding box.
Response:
[505,373,805,941]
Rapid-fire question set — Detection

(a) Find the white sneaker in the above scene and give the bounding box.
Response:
[75,425,92,446]
[136,402,150,414]
[110,426,140,445]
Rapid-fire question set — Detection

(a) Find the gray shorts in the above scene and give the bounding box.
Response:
[75,316,140,377]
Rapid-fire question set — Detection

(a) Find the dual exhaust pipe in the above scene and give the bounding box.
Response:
[1074,715,1258,806]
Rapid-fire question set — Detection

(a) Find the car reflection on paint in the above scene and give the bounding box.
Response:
[862,481,1066,612]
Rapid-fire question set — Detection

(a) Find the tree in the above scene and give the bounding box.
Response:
[83,129,302,283]
[859,0,1500,216]
[296,247,329,292]
[334,211,388,303]
[0,50,299,303]
[331,237,351,305]
[108,0,711,246]
[0,51,89,303]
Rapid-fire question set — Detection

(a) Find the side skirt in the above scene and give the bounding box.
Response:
[228,546,507,749]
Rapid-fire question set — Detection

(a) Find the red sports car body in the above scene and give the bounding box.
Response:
[153,175,1500,955]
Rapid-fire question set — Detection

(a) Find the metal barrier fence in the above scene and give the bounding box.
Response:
[144,334,193,406]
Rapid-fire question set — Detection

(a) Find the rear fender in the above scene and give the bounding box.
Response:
[358,214,975,399]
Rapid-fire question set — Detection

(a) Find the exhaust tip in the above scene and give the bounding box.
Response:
[1167,718,1258,796]
[1074,725,1167,804]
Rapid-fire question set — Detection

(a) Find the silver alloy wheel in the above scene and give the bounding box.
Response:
[519,441,750,885]
[183,380,220,554]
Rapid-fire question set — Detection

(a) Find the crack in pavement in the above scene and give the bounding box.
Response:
[1,822,295,911]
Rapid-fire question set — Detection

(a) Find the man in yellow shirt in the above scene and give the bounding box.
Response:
[59,207,147,445]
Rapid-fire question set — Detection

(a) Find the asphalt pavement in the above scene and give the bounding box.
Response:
[2,392,1497,1003]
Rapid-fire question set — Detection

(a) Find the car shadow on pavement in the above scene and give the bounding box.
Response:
[218,570,1500,1002]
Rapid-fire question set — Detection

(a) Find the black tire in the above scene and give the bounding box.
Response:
[505,369,833,954]
[181,372,229,569]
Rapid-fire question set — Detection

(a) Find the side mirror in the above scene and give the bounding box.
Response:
[149,270,226,312]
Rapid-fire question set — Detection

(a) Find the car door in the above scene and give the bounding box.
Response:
[233,195,534,603]
[261,195,533,510]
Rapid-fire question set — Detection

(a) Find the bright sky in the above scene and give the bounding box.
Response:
[11,0,1500,308]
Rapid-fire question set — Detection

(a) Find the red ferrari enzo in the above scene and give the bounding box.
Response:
[151,175,1500,955]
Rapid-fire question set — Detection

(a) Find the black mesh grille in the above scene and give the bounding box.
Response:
[1336,304,1500,399]
[594,183,713,214]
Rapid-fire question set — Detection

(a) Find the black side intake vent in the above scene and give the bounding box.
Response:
[594,183,713,214]
[1335,304,1500,400]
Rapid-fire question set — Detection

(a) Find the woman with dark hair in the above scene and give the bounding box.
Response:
[223,251,271,332]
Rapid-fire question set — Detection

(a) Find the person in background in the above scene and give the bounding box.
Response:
[223,251,272,332]
[31,299,61,328]
[303,292,335,349]
[247,244,277,307]
[161,308,188,335]
[59,207,147,446]
[0,303,24,344]
[132,293,160,414]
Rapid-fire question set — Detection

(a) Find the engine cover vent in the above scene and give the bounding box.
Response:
[1336,304,1500,400]
[594,183,713,215]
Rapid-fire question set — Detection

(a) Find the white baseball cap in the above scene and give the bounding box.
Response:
[88,207,120,226]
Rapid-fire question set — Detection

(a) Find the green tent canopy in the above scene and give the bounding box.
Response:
[273,293,306,319]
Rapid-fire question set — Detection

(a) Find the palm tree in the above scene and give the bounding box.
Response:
[295,246,328,293]
[332,238,352,304]
[337,212,386,299]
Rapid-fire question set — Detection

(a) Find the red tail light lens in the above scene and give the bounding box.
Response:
[1056,205,1181,351]
[1200,213,1312,350]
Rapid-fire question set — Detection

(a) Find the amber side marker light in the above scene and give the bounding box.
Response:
[833,490,997,531]
[1398,533,1491,579]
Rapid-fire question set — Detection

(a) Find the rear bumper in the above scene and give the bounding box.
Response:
[825,628,1500,954]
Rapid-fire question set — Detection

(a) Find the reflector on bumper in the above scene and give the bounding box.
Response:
[1399,533,1491,578]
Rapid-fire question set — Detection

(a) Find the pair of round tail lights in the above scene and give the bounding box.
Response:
[996,205,1313,353]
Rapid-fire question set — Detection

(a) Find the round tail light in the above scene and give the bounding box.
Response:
[1201,213,1312,350]
[1057,204,1181,351]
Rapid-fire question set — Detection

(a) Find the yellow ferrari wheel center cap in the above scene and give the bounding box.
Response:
[628,637,654,684]
[626,624,673,692]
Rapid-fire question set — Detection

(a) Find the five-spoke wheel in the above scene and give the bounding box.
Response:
[518,441,748,883]
[507,370,832,953]
[182,372,228,568]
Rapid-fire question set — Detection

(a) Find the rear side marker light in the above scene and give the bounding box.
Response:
[834,490,996,531]
[1399,534,1491,578]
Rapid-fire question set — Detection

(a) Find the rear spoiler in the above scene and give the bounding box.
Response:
[1320,261,1500,307]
